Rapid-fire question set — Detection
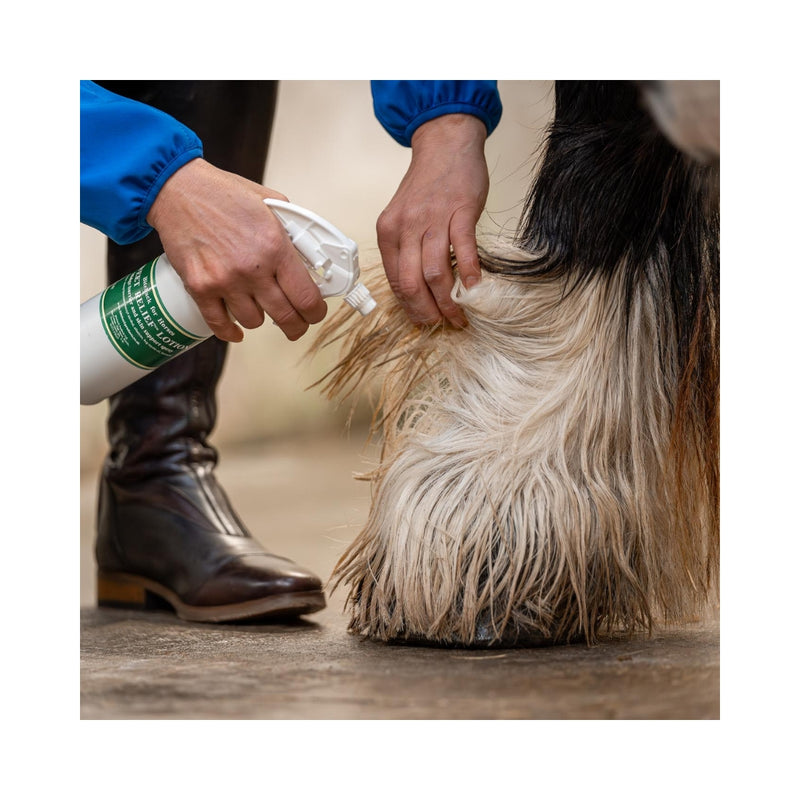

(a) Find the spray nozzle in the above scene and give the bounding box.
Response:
[343,282,378,315]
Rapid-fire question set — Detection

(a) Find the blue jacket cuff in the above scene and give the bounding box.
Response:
[372,80,503,147]
[80,80,204,245]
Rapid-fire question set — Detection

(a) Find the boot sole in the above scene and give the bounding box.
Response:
[97,571,326,623]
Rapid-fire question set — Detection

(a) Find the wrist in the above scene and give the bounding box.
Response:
[410,114,488,153]
[146,157,209,229]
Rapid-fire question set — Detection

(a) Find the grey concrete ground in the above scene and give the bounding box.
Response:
[80,432,719,720]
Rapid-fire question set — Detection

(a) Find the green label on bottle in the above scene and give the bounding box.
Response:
[99,258,205,370]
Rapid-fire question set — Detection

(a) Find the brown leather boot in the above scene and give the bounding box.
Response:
[94,81,325,621]
[95,331,326,622]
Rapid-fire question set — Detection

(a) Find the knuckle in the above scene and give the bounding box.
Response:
[376,209,390,232]
[422,263,448,284]
[270,307,297,327]
[255,228,285,262]
[376,212,399,244]
[203,308,229,327]
[392,274,421,300]
[184,273,216,298]
[450,226,477,245]
[434,292,460,319]
[377,207,424,242]
[377,205,401,228]
[293,287,323,313]
[294,293,327,324]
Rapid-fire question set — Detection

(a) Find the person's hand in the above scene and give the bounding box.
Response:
[146,158,327,342]
[376,113,489,328]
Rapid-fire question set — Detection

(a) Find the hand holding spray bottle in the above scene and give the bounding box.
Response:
[80,199,376,405]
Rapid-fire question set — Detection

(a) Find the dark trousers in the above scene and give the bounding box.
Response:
[95,80,279,284]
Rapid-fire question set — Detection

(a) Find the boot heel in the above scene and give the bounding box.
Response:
[97,573,147,608]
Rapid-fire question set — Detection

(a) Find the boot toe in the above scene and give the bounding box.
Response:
[188,553,324,607]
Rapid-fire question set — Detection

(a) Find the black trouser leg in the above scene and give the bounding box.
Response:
[94,81,325,621]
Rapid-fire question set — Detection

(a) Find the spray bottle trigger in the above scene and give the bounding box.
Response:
[263,198,373,311]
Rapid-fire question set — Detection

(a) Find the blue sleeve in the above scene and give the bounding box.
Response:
[80,80,204,245]
[371,80,502,147]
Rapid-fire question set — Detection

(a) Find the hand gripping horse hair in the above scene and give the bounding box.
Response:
[311,81,720,647]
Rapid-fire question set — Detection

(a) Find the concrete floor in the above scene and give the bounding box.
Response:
[80,432,720,720]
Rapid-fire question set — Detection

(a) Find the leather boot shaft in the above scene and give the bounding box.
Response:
[102,337,226,483]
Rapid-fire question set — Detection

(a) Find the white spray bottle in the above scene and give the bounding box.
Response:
[80,199,376,405]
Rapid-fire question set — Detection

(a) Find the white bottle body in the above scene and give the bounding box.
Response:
[80,254,211,404]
